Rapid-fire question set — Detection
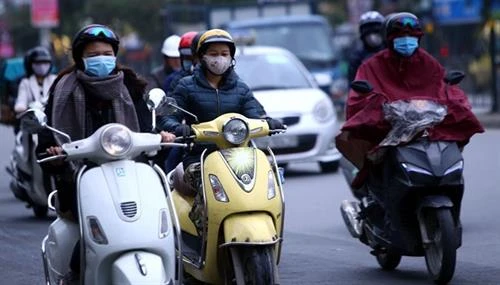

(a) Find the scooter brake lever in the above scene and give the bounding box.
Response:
[37,154,67,164]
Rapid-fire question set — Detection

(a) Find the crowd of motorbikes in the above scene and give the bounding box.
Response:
[4,72,469,284]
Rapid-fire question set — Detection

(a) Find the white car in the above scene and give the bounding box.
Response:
[235,46,341,173]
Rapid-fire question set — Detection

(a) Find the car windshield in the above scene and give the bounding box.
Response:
[232,23,336,63]
[235,52,312,91]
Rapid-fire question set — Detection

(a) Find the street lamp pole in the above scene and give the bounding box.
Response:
[490,24,498,112]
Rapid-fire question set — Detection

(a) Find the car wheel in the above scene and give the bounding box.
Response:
[319,161,339,173]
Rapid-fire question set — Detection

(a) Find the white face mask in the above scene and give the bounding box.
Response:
[202,55,231,75]
[364,33,383,48]
[32,63,51,76]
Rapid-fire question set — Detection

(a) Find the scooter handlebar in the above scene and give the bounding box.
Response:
[160,142,189,148]
[269,125,288,135]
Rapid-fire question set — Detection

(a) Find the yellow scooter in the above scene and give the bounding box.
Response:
[165,112,286,284]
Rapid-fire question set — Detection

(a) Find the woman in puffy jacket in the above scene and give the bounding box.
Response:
[159,29,284,170]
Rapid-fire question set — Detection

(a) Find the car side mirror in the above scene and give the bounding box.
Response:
[444,70,465,85]
[19,108,47,134]
[350,80,373,94]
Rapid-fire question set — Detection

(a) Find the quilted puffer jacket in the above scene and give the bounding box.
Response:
[158,65,266,131]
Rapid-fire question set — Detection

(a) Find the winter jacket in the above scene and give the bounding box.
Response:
[347,41,385,83]
[158,65,266,132]
[37,66,152,162]
[14,74,56,112]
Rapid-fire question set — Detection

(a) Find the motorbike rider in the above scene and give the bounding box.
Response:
[147,34,181,90]
[36,24,176,284]
[158,28,284,232]
[161,31,202,173]
[15,46,56,113]
[336,12,484,234]
[13,46,56,133]
[163,31,200,95]
[347,10,386,83]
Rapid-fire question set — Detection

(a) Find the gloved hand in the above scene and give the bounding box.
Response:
[266,117,285,133]
[175,124,192,139]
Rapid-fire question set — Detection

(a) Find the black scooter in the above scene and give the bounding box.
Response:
[340,72,466,284]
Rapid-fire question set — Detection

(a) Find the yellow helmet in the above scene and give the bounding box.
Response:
[196,29,236,57]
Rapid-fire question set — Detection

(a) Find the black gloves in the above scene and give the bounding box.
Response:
[174,124,192,139]
[266,117,285,131]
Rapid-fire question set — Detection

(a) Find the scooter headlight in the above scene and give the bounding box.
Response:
[401,163,433,176]
[223,118,249,145]
[444,160,464,175]
[100,125,132,157]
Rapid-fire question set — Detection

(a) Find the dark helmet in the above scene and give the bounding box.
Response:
[384,12,423,41]
[24,46,52,76]
[190,31,204,57]
[359,11,385,37]
[71,24,120,68]
[196,29,236,58]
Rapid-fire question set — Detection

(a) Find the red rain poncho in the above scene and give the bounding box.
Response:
[336,48,484,187]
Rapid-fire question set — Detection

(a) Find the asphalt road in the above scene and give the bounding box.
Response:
[0,125,499,284]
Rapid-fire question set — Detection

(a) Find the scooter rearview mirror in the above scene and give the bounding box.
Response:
[350,80,373,95]
[163,97,179,116]
[164,98,199,123]
[444,70,465,85]
[18,108,47,134]
[145,88,167,112]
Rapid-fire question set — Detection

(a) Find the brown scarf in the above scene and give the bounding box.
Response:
[51,70,140,145]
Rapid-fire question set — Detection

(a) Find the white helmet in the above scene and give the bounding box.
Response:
[161,35,181,57]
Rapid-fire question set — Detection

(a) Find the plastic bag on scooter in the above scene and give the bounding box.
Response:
[379,99,447,146]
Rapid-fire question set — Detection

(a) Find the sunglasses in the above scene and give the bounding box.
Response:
[82,26,118,40]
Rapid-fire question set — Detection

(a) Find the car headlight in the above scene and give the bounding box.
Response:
[101,125,132,157]
[313,99,335,123]
[223,118,249,145]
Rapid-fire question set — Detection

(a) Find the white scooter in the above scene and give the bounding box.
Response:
[21,89,184,285]
[6,101,51,217]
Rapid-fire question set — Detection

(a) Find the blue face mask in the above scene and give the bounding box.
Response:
[393,36,419,57]
[83,55,116,77]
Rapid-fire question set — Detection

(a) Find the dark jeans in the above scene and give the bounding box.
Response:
[165,147,183,173]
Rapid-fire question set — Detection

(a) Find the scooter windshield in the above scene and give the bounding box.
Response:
[379,99,447,146]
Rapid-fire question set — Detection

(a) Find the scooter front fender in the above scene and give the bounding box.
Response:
[112,251,173,285]
[221,213,279,247]
[417,195,454,211]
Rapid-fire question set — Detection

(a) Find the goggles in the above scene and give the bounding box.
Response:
[392,16,421,31]
[81,26,118,41]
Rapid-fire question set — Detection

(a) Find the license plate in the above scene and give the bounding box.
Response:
[255,136,299,149]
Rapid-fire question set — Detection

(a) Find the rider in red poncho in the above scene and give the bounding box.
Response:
[336,12,484,191]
